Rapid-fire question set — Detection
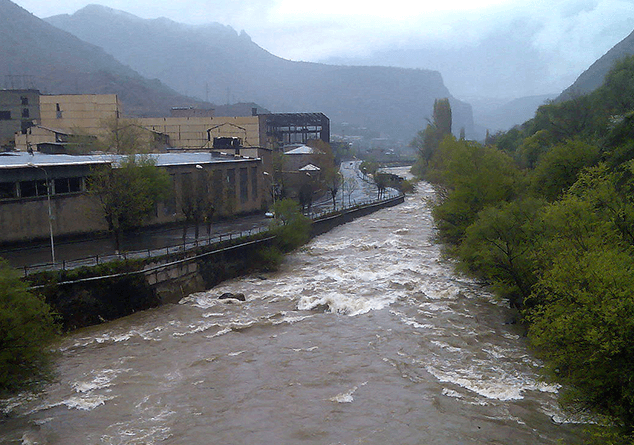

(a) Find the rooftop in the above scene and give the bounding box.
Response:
[0,151,260,170]
[284,144,323,155]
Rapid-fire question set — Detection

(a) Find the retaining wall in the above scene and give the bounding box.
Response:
[31,195,405,330]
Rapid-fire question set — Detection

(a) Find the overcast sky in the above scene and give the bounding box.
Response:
[12,0,634,98]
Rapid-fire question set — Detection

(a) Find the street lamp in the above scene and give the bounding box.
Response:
[263,171,275,205]
[27,162,56,265]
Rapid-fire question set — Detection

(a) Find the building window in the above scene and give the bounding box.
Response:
[0,182,17,200]
[226,169,235,190]
[251,167,258,200]
[56,103,62,119]
[21,96,29,105]
[0,111,10,120]
[54,177,83,194]
[22,108,30,118]
[240,168,248,204]
[19,180,48,198]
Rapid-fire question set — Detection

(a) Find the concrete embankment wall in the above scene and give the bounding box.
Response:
[31,195,405,331]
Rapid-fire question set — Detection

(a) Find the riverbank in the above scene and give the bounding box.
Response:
[0,182,584,445]
[27,195,405,331]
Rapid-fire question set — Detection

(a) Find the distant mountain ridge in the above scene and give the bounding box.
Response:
[45,4,474,141]
[0,0,216,116]
[559,28,634,101]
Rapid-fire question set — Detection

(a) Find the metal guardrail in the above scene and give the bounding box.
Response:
[21,226,270,276]
[19,193,404,277]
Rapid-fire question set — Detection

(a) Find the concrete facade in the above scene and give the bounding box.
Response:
[139,115,268,150]
[0,152,265,245]
[0,89,40,150]
[39,94,121,136]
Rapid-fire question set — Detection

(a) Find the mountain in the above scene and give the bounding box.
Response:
[471,94,556,135]
[559,28,634,101]
[0,0,212,116]
[46,5,474,141]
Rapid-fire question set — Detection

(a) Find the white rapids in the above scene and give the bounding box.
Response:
[0,179,584,444]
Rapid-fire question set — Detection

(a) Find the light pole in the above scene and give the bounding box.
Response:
[263,171,275,205]
[27,163,56,265]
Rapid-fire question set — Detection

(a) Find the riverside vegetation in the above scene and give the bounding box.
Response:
[412,55,634,443]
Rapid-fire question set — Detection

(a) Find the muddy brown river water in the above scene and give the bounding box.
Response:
[0,179,585,444]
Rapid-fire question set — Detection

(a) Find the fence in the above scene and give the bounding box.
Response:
[19,193,404,276]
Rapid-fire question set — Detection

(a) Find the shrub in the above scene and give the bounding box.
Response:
[0,259,59,394]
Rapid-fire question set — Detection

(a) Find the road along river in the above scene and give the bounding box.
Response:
[1,180,584,444]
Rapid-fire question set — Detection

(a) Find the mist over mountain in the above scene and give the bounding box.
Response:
[0,0,213,116]
[45,4,474,141]
[559,28,634,101]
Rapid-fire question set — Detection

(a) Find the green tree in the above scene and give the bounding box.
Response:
[0,259,59,394]
[271,198,312,251]
[457,198,544,308]
[427,137,521,246]
[529,139,600,201]
[528,244,634,434]
[433,98,452,135]
[598,55,634,115]
[410,98,453,172]
[89,155,171,252]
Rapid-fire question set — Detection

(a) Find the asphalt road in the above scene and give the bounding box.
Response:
[1,214,270,271]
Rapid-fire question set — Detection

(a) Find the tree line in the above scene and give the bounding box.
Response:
[413,56,634,443]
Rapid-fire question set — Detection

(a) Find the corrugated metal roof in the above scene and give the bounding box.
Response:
[0,152,109,169]
[0,151,258,170]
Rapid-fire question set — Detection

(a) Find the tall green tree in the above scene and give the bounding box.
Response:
[433,98,452,135]
[0,259,58,394]
[411,98,453,172]
[89,155,171,252]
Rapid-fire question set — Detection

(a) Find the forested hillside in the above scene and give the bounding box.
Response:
[415,55,634,443]
[559,28,634,101]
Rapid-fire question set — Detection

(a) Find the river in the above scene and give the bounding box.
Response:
[1,179,584,444]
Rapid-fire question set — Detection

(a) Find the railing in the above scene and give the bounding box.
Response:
[19,192,404,277]
[21,226,271,276]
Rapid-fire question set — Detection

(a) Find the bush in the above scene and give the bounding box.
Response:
[271,199,312,252]
[0,259,59,394]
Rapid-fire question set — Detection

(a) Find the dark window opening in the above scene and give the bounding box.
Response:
[0,111,11,120]
[68,177,82,193]
[251,167,258,200]
[22,108,29,118]
[54,177,82,194]
[240,168,249,203]
[19,180,47,198]
[21,120,32,134]
[0,183,17,200]
[21,96,28,106]
[56,103,62,119]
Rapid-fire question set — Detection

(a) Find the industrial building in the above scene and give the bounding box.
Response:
[0,151,265,245]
